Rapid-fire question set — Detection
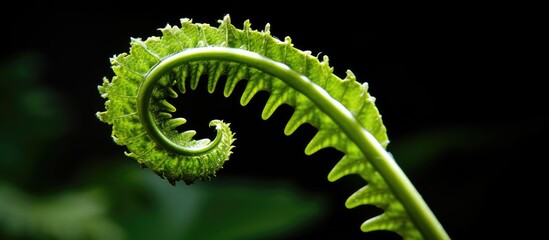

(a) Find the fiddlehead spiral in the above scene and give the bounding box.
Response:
[97,15,448,239]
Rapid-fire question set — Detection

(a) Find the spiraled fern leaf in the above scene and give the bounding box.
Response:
[97,15,448,239]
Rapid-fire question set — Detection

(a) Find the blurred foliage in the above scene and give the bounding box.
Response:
[0,53,69,184]
[87,163,326,240]
[0,183,124,240]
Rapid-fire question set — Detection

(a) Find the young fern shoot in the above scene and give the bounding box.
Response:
[97,15,449,239]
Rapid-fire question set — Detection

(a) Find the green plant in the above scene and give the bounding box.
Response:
[97,15,449,239]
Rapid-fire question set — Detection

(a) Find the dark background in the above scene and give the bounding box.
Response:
[1,1,544,239]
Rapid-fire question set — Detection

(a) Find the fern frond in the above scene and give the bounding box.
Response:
[97,14,448,239]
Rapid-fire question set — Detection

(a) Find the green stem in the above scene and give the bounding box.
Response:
[140,47,449,239]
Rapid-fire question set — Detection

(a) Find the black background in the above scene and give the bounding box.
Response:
[2,1,545,239]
